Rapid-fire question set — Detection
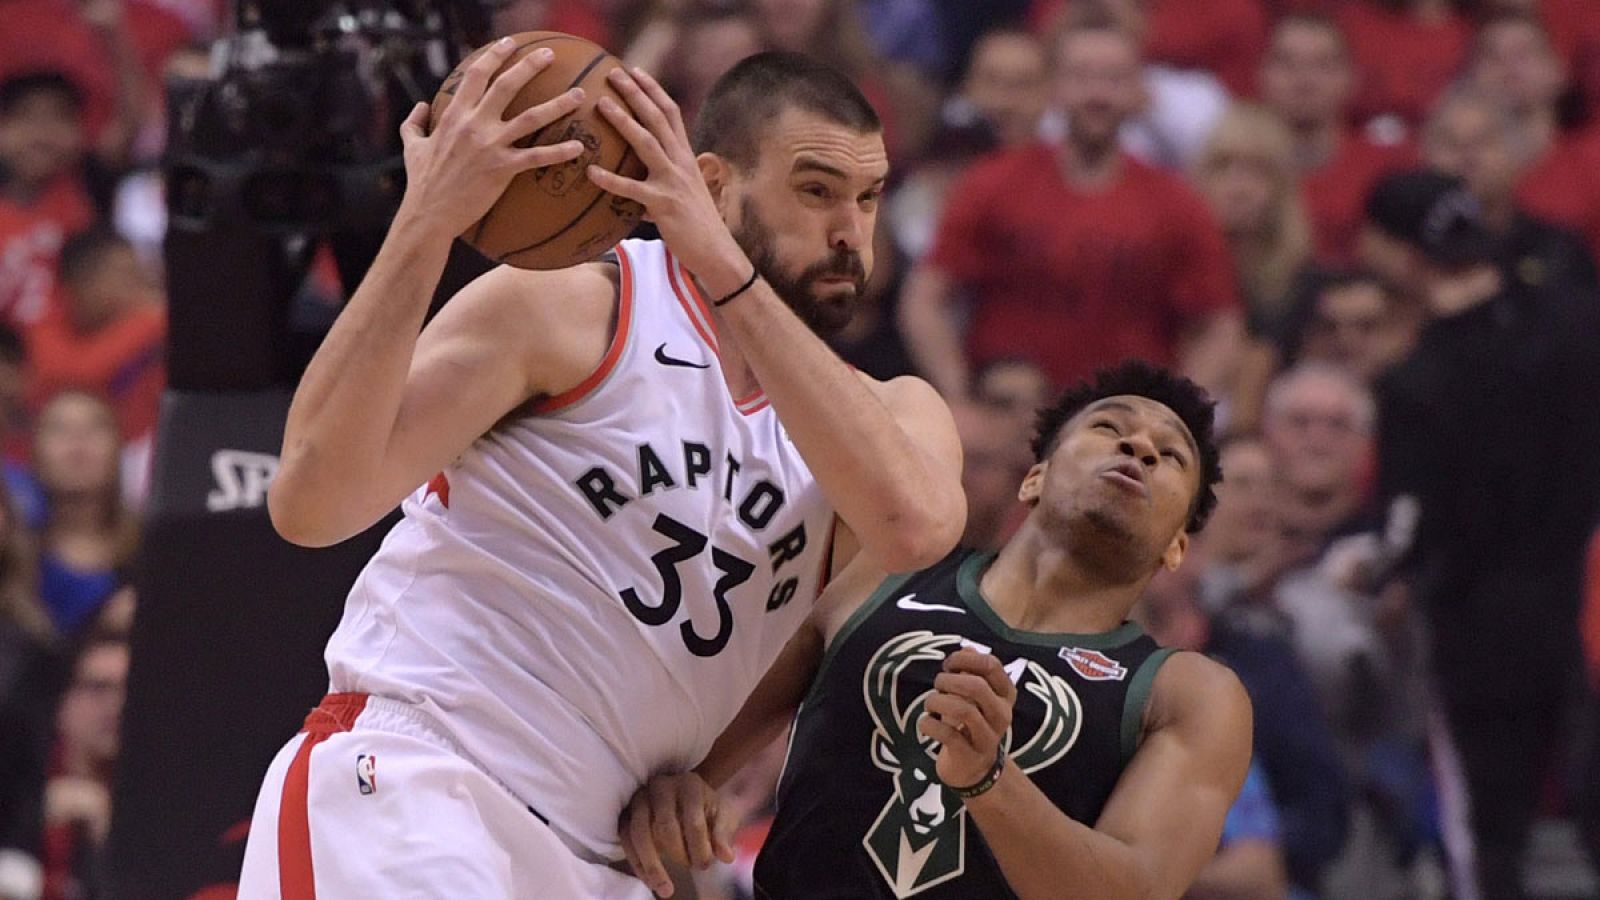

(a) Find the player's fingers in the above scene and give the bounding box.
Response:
[503,87,586,143]
[606,67,679,152]
[628,66,689,146]
[399,101,429,144]
[946,649,1016,704]
[678,778,717,869]
[627,796,675,898]
[934,672,1010,732]
[648,779,692,868]
[586,164,657,206]
[710,802,737,865]
[450,37,518,115]
[510,139,586,172]
[917,711,967,748]
[596,95,671,172]
[924,692,994,747]
[480,46,555,117]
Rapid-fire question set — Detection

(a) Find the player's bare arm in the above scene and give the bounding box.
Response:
[959,651,1253,900]
[587,67,966,572]
[270,40,606,546]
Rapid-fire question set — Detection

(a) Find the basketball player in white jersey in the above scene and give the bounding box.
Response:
[235,41,965,898]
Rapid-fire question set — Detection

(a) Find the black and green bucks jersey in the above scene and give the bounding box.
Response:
[753,549,1177,900]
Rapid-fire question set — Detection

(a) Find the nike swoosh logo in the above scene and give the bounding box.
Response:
[895,594,965,615]
[654,343,710,369]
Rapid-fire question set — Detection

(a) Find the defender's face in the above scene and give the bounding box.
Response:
[1024,396,1201,565]
[724,107,887,337]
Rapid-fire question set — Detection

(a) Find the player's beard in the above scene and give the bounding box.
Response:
[730,196,865,339]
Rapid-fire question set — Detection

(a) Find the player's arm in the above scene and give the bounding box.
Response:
[898,263,972,400]
[935,651,1253,900]
[269,41,599,547]
[587,67,966,573]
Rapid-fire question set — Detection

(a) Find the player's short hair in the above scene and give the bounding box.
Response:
[0,70,85,119]
[692,51,881,170]
[1031,360,1222,533]
[58,228,133,289]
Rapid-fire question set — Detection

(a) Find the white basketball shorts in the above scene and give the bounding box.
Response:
[236,692,650,899]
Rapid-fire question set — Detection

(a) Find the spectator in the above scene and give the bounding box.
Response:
[41,634,125,900]
[1281,268,1421,390]
[0,326,46,530]
[858,0,947,80]
[1030,0,1269,97]
[1138,575,1291,900]
[1337,0,1471,133]
[1191,103,1315,432]
[1471,10,1600,268]
[1258,13,1414,263]
[626,4,767,129]
[947,27,1049,148]
[0,72,94,333]
[880,108,998,260]
[1422,84,1598,296]
[1479,0,1600,116]
[1363,169,1600,900]
[1261,364,1377,546]
[900,21,1241,401]
[0,475,52,900]
[972,356,1051,441]
[948,400,1027,553]
[26,229,164,450]
[32,392,136,636]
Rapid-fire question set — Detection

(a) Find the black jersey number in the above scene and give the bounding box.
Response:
[620,514,756,658]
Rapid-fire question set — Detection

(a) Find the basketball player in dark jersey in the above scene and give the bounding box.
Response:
[620,361,1252,899]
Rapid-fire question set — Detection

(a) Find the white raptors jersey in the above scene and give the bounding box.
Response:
[322,239,835,861]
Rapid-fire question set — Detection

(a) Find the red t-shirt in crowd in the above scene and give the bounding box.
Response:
[1533,0,1600,117]
[1517,130,1600,267]
[1338,2,1470,128]
[929,144,1239,388]
[27,301,165,442]
[0,177,94,330]
[1030,0,1267,96]
[1303,131,1415,264]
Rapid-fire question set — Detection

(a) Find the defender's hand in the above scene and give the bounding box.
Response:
[619,770,736,898]
[398,39,589,239]
[586,66,750,293]
[918,648,1017,789]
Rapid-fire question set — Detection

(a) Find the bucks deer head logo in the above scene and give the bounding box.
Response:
[862,631,1082,898]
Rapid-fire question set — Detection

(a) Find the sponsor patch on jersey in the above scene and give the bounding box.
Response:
[356,754,377,795]
[1058,647,1127,681]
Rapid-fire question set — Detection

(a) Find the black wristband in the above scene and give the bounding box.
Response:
[712,268,760,307]
[950,745,1007,800]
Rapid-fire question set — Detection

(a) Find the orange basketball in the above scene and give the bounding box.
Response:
[430,32,647,270]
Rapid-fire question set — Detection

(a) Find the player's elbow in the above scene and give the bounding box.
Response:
[873,496,964,573]
[267,475,347,549]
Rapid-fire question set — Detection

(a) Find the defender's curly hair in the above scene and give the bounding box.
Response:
[1030,360,1223,533]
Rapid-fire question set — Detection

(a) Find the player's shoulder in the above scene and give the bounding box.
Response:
[1147,650,1251,733]
[459,257,620,338]
[855,369,941,408]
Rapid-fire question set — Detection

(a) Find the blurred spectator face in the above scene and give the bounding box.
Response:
[0,83,85,191]
[1259,19,1352,132]
[1423,93,1521,209]
[755,0,830,52]
[64,241,159,332]
[1262,368,1372,497]
[975,358,1051,440]
[677,14,766,123]
[1202,438,1280,565]
[35,392,120,499]
[955,403,1028,551]
[1054,27,1145,153]
[1198,142,1278,237]
[491,0,552,34]
[961,30,1049,146]
[1299,278,1401,383]
[1472,18,1565,116]
[58,640,128,767]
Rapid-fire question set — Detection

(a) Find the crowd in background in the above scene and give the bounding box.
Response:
[2,0,1600,898]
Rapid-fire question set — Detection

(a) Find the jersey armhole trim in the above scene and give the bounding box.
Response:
[532,244,636,415]
[1119,646,1178,765]
[799,570,916,711]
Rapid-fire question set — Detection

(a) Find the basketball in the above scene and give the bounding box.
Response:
[429,32,648,270]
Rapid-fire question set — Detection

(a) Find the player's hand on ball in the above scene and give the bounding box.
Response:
[587,67,749,287]
[918,648,1017,789]
[397,38,589,239]
[619,770,735,898]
